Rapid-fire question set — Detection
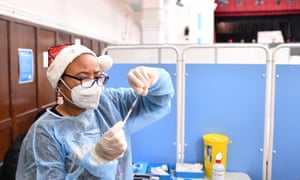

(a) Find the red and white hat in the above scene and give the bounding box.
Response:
[46,43,113,89]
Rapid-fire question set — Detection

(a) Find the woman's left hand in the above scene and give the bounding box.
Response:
[127,66,159,96]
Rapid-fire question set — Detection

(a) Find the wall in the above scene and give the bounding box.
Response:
[0,0,140,44]
[0,16,108,161]
[0,0,219,45]
[165,0,217,44]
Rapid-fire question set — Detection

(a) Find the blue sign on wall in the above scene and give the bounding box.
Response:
[18,48,34,84]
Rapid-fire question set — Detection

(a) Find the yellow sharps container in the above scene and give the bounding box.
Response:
[203,133,229,179]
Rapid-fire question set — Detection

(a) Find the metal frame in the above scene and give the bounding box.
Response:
[265,43,300,180]
[181,44,270,180]
[102,45,183,163]
[101,44,298,180]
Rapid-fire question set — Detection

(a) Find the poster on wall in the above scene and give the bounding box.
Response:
[18,48,34,84]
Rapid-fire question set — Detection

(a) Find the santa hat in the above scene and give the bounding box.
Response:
[46,43,113,89]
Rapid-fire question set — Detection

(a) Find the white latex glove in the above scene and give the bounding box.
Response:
[127,66,159,96]
[94,121,127,162]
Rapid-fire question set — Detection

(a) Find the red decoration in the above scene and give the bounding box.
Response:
[48,43,73,67]
[215,0,300,17]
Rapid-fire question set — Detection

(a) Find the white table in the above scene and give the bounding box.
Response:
[204,172,251,180]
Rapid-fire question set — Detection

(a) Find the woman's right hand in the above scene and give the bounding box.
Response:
[94,121,127,161]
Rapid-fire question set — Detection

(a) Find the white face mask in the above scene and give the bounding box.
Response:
[60,79,103,109]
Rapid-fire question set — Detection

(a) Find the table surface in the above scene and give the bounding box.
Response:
[204,172,251,180]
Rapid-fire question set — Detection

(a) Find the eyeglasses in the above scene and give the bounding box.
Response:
[63,73,109,88]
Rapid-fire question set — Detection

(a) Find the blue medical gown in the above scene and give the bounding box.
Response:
[16,68,174,180]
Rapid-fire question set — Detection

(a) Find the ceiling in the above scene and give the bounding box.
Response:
[116,0,142,24]
[122,0,186,13]
[123,0,184,11]
[119,0,184,23]
[124,0,142,12]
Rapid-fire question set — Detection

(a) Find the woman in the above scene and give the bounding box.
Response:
[16,43,174,180]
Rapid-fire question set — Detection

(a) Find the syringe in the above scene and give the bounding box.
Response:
[123,97,138,124]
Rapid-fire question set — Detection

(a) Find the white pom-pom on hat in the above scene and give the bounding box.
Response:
[98,55,113,71]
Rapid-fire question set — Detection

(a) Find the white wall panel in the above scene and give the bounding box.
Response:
[0,0,140,44]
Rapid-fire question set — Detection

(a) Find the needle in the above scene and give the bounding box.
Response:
[123,97,138,124]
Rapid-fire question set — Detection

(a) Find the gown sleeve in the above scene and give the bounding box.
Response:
[126,67,175,133]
